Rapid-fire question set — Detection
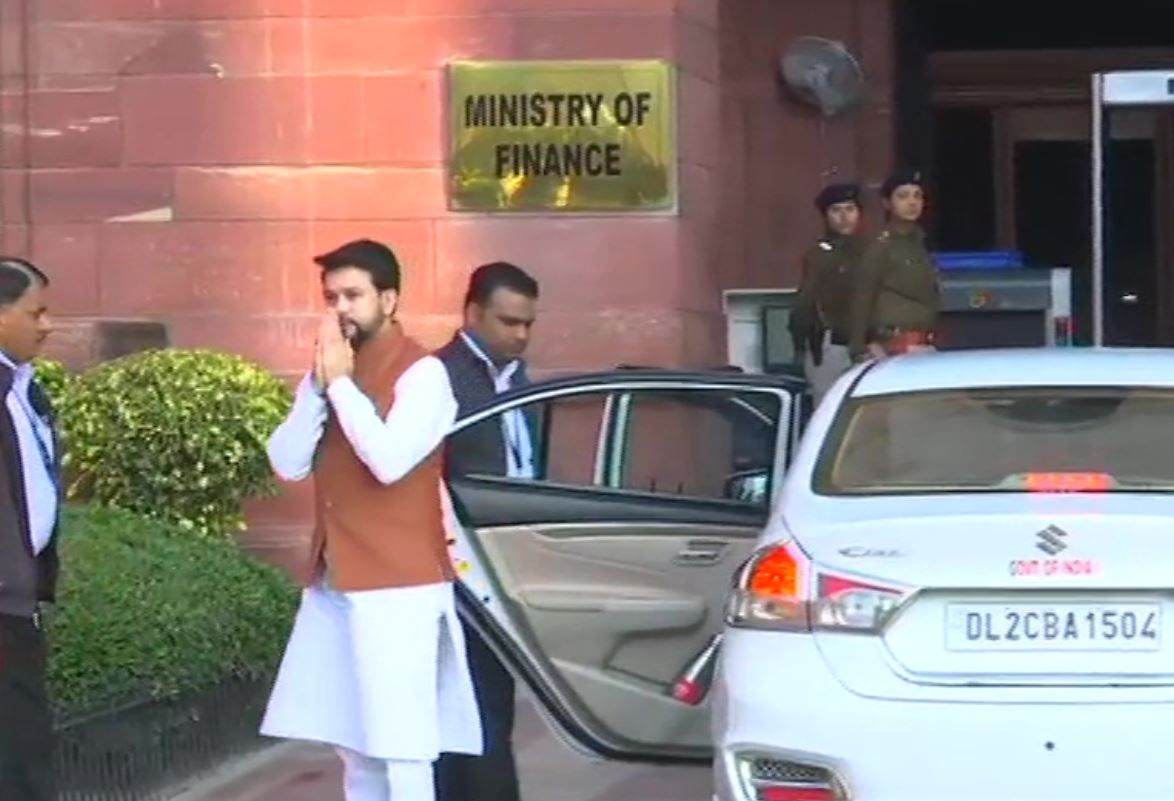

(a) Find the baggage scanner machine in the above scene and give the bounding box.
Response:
[934,251,1073,351]
[724,255,1073,374]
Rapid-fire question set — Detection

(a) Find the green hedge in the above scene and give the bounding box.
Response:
[32,357,71,410]
[57,349,292,537]
[46,504,298,719]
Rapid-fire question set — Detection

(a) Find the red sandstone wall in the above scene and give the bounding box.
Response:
[0,0,892,378]
[0,0,893,555]
[0,0,731,380]
[716,0,895,292]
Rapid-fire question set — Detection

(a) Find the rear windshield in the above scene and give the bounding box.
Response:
[813,386,1174,495]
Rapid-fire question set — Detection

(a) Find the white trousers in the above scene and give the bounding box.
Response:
[338,748,434,801]
[260,580,482,761]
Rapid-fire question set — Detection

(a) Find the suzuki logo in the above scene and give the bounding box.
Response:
[1036,525,1069,556]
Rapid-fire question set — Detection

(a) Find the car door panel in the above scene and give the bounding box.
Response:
[450,475,761,751]
[446,376,802,762]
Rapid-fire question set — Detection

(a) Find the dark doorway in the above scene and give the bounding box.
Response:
[1104,138,1158,345]
[898,0,1174,346]
[1010,139,1159,347]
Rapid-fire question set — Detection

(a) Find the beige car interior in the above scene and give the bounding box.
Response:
[469,386,788,750]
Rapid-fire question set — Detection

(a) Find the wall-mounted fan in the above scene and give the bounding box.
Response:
[779,36,864,116]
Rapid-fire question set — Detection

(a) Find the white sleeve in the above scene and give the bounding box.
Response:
[266,372,329,482]
[325,356,457,485]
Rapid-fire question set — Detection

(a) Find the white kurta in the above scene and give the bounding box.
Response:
[259,359,483,761]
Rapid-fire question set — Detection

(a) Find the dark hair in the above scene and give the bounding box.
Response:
[313,238,401,292]
[0,257,49,307]
[464,261,539,308]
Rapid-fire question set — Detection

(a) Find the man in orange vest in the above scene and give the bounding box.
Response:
[261,239,483,801]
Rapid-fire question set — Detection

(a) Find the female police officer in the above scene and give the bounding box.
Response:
[789,182,865,400]
[848,169,940,361]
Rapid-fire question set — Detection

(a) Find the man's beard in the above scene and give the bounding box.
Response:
[345,317,383,347]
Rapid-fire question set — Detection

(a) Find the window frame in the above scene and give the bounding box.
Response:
[603,385,789,509]
[447,379,795,508]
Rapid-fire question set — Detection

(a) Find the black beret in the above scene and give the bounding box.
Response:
[814,182,861,213]
[880,168,925,198]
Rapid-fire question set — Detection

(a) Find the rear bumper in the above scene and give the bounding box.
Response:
[713,628,1174,801]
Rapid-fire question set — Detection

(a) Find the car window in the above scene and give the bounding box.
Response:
[450,392,609,486]
[814,386,1174,494]
[611,389,781,505]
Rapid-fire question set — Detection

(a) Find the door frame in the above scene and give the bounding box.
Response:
[926,48,1174,344]
[992,105,1160,249]
[444,371,806,763]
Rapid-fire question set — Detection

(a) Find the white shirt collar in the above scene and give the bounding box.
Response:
[0,349,32,380]
[459,331,520,380]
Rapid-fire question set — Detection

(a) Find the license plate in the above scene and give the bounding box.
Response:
[944,603,1163,652]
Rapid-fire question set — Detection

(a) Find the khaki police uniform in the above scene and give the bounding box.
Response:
[791,233,864,401]
[849,169,940,360]
[848,221,940,359]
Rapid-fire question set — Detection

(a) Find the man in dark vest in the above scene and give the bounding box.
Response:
[0,256,59,801]
[434,261,539,801]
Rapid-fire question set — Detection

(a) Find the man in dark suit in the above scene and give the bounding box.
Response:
[0,256,60,801]
[434,261,539,801]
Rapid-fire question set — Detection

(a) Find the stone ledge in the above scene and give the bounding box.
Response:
[236,525,311,584]
[45,316,170,371]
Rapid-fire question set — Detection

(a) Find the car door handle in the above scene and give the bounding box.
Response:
[674,541,727,565]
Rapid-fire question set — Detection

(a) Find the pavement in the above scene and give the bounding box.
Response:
[170,689,712,801]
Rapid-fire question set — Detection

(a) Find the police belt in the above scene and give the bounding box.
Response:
[871,325,935,341]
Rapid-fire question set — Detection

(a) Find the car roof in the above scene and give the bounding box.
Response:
[851,347,1174,396]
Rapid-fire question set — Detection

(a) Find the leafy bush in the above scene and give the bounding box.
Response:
[32,357,71,412]
[60,348,293,537]
[46,504,298,718]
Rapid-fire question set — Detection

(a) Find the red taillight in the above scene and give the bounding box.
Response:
[814,572,904,630]
[818,574,894,598]
[1054,315,1074,345]
[668,633,722,706]
[728,541,906,633]
[1024,472,1113,493]
[749,543,805,598]
[671,678,702,704]
[759,788,835,801]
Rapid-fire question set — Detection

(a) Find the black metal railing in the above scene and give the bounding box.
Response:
[55,675,275,801]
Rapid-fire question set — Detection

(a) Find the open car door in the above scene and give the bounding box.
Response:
[445,369,806,764]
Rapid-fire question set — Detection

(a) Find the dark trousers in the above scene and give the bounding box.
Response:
[434,624,521,801]
[0,613,54,801]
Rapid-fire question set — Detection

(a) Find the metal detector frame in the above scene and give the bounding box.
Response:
[1091,70,1174,345]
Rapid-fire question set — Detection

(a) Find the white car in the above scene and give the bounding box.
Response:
[717,347,1174,801]
[445,350,1174,801]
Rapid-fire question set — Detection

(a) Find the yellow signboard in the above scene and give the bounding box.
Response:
[446,60,677,213]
